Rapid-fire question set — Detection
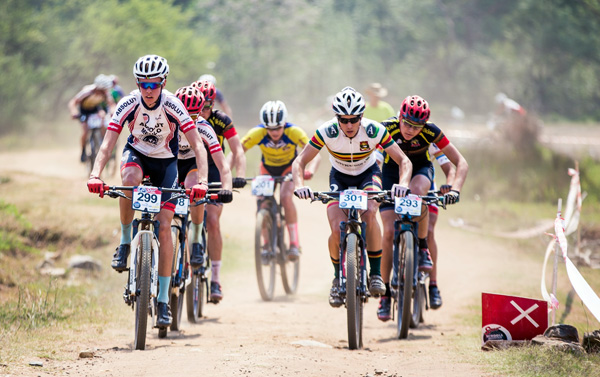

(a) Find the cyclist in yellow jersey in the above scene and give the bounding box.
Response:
[241,100,321,260]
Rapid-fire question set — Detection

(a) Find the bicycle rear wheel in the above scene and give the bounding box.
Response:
[186,222,208,322]
[255,209,276,301]
[278,217,299,295]
[134,232,151,350]
[169,225,184,331]
[345,233,363,350]
[397,231,414,339]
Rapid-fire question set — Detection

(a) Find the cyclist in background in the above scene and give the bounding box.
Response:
[198,74,233,118]
[175,85,233,303]
[363,82,395,123]
[376,95,469,321]
[240,100,321,261]
[68,74,116,163]
[87,55,210,328]
[191,79,246,301]
[109,75,125,103]
[292,86,412,307]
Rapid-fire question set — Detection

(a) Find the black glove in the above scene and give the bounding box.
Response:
[217,189,233,203]
[444,189,460,205]
[232,177,247,189]
[439,184,452,194]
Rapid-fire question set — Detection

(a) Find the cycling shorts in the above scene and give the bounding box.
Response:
[260,162,292,177]
[177,158,196,186]
[121,144,179,212]
[327,163,382,208]
[380,164,433,212]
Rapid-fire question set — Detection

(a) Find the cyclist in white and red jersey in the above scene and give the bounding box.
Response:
[292,86,412,308]
[175,85,233,303]
[68,74,116,162]
[86,55,210,329]
[191,79,246,301]
[376,95,468,321]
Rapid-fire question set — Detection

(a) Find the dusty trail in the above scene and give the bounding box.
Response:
[0,146,546,377]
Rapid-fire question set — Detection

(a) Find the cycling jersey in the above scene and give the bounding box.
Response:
[241,123,309,168]
[178,118,222,159]
[73,84,111,114]
[204,110,238,165]
[108,89,195,159]
[381,118,450,171]
[309,117,394,176]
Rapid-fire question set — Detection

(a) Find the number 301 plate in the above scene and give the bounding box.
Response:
[394,194,422,216]
[339,189,368,210]
[251,175,275,197]
[132,186,162,213]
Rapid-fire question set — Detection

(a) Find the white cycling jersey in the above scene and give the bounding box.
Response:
[108,89,195,159]
[309,117,394,175]
[178,117,222,159]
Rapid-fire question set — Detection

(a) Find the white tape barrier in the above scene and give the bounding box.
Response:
[541,239,560,311]
[563,168,582,236]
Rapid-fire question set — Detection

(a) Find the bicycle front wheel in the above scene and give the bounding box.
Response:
[278,216,299,295]
[411,272,427,328]
[345,233,363,350]
[169,225,184,331]
[255,209,276,301]
[134,232,152,350]
[397,231,414,340]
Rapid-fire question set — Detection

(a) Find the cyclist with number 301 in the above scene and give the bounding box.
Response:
[292,87,412,307]
[377,95,469,321]
[87,55,210,329]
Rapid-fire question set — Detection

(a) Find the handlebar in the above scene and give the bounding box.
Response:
[244,174,293,184]
[102,185,222,205]
[296,189,447,209]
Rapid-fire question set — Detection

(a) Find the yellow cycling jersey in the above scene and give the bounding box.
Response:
[241,123,309,167]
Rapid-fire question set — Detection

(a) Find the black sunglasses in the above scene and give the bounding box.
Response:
[337,115,361,124]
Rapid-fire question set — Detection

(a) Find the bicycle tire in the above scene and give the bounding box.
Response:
[169,225,184,331]
[411,277,427,328]
[186,221,208,322]
[346,233,363,350]
[278,216,299,295]
[397,231,414,339]
[134,232,152,350]
[255,209,276,301]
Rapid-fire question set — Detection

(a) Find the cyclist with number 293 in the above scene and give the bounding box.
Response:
[87,55,210,328]
[376,95,469,321]
[292,86,412,307]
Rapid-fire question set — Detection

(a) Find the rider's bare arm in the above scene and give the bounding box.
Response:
[90,129,119,178]
[384,142,412,187]
[211,151,233,190]
[439,143,468,192]
[292,144,320,189]
[228,135,246,178]
[186,130,209,184]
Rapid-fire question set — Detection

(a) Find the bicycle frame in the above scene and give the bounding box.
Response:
[338,207,368,299]
[127,214,160,303]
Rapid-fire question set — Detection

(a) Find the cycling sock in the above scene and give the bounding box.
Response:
[384,283,391,297]
[211,260,221,284]
[331,256,340,279]
[430,280,438,287]
[120,222,132,245]
[287,223,299,246]
[418,238,428,250]
[189,222,201,244]
[157,275,170,303]
[368,249,382,276]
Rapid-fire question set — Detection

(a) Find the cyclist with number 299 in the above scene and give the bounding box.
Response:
[87,55,210,328]
[376,95,469,321]
[292,86,412,307]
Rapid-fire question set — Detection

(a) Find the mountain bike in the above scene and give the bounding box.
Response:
[308,189,386,350]
[185,183,222,323]
[103,178,189,350]
[380,191,445,339]
[249,175,300,301]
[85,113,104,176]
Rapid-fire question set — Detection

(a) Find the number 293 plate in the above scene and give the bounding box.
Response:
[394,194,422,216]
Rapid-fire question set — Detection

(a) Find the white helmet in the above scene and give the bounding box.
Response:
[94,74,113,90]
[332,86,365,115]
[198,74,216,85]
[133,55,169,79]
[495,92,508,104]
[260,100,288,129]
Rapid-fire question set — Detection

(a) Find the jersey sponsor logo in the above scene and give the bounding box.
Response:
[325,124,339,138]
[421,127,435,137]
[164,101,184,117]
[265,139,288,150]
[139,113,165,146]
[115,97,136,116]
[365,124,379,138]
[198,127,216,142]
[410,139,421,148]
[360,141,369,151]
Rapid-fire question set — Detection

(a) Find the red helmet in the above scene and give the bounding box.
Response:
[192,80,217,102]
[175,86,205,115]
[400,95,430,124]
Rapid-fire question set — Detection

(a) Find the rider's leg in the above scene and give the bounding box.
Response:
[380,210,396,286]
[410,175,433,270]
[80,122,89,162]
[185,169,206,266]
[326,205,346,307]
[156,208,175,302]
[427,208,443,309]
[281,181,301,260]
[206,204,224,278]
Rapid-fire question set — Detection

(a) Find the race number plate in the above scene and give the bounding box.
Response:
[132,186,161,213]
[87,113,103,129]
[174,196,189,215]
[251,175,275,197]
[339,189,368,210]
[394,194,422,216]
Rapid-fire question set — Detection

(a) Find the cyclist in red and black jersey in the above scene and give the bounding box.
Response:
[376,95,469,321]
[192,79,246,301]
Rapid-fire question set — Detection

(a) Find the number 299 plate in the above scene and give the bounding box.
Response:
[132,186,162,213]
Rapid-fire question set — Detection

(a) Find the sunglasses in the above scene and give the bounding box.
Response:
[401,118,424,130]
[337,115,361,124]
[137,80,164,90]
[203,101,214,110]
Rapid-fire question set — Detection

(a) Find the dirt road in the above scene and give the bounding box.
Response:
[0,146,548,377]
